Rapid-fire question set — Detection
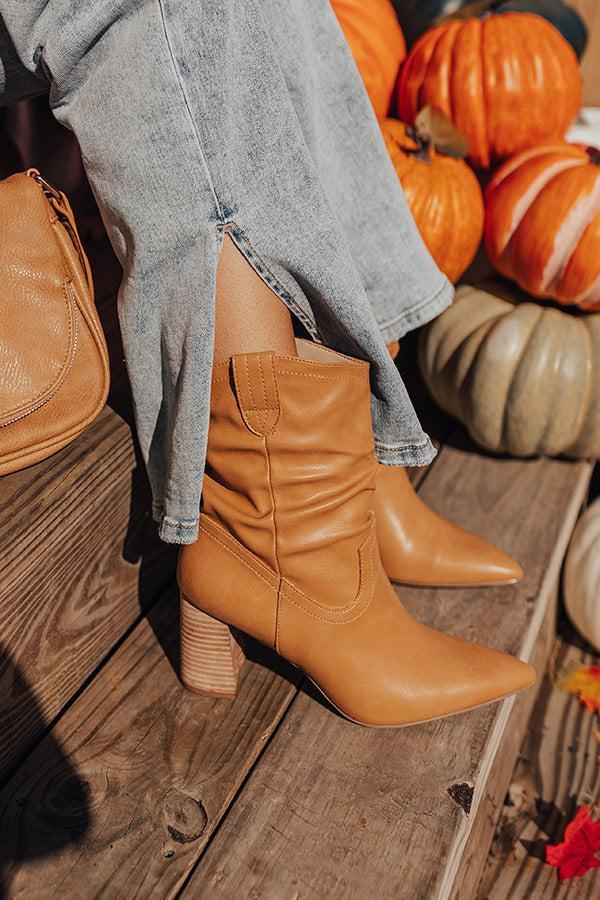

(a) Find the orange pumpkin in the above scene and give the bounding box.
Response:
[381,118,484,283]
[485,141,600,311]
[397,13,582,169]
[331,0,406,119]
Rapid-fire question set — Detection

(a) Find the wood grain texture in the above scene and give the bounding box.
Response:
[188,445,592,900]
[571,1,600,107]
[0,592,300,898]
[479,627,600,899]
[0,405,176,782]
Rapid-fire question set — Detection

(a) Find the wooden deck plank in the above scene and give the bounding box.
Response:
[478,623,600,899]
[0,406,176,782]
[0,590,301,898]
[186,445,592,900]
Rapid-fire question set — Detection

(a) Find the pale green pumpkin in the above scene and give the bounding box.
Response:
[419,284,600,458]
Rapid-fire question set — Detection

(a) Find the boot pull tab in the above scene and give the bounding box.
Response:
[232,352,281,436]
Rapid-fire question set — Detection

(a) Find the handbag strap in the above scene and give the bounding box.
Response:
[26,169,95,302]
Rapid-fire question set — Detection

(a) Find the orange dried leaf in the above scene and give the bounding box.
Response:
[557,664,600,713]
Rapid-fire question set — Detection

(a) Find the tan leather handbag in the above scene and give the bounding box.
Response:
[0,169,110,475]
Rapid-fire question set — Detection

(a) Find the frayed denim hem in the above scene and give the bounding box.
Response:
[374,435,437,469]
[378,278,454,344]
[153,506,200,545]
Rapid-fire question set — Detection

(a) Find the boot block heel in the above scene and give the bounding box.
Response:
[179,594,246,699]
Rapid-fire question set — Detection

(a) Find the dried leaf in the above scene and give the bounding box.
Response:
[557,664,600,713]
[415,106,470,158]
[546,806,600,882]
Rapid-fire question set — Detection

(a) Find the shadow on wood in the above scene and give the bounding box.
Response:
[0,650,92,898]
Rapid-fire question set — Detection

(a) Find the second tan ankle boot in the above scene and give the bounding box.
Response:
[375,465,523,587]
[178,341,535,727]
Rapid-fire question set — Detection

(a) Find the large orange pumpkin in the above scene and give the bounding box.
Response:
[485,141,600,311]
[381,118,484,282]
[331,0,406,119]
[397,13,582,169]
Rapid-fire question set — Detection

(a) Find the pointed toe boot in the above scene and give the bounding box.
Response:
[177,341,535,727]
[375,464,524,588]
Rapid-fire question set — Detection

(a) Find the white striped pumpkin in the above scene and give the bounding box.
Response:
[485,142,600,311]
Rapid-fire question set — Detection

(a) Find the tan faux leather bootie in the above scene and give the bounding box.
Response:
[375,465,524,587]
[177,341,535,727]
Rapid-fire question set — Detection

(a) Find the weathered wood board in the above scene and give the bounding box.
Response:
[0,406,176,782]
[187,446,592,900]
[0,590,301,898]
[479,625,600,899]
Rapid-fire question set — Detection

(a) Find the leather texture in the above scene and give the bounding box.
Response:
[0,170,109,474]
[375,464,524,587]
[178,341,535,727]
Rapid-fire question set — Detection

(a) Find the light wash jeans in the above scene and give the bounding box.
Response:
[0,1,453,543]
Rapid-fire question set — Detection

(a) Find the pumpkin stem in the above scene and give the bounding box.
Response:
[586,146,600,166]
[437,1,498,22]
[404,127,433,164]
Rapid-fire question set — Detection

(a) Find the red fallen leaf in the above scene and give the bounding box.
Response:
[546,806,600,882]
